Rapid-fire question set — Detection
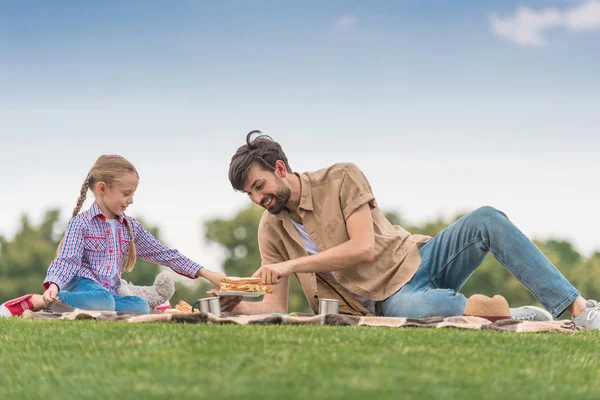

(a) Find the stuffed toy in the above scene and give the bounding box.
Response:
[115,270,175,310]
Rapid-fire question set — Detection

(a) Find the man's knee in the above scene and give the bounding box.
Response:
[471,205,504,219]
[467,206,508,228]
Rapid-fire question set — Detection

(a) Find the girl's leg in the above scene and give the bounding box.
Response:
[1,277,115,316]
[113,295,149,314]
[57,277,115,311]
[1,294,41,317]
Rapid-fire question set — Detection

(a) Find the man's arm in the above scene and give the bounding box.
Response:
[222,275,289,314]
[252,203,375,284]
[220,221,290,314]
[290,203,374,273]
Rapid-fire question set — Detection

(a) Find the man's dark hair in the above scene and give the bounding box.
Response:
[229,130,292,191]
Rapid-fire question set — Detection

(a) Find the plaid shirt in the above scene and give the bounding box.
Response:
[44,202,202,291]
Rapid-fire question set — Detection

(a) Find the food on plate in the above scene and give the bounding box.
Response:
[218,277,273,294]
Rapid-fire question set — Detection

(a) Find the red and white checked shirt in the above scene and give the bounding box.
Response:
[44,202,202,291]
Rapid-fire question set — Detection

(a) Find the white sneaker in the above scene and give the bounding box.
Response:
[510,305,553,321]
[1,304,13,318]
[572,299,600,330]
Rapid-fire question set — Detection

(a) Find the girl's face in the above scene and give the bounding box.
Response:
[97,172,139,219]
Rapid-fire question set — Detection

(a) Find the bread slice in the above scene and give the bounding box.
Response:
[218,277,273,294]
[220,277,262,284]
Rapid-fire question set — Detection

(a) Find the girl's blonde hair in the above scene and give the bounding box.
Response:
[57,155,139,272]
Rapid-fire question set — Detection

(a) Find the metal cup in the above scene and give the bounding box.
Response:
[318,298,340,315]
[192,297,221,317]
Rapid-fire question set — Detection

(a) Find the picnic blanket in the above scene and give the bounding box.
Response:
[21,302,577,333]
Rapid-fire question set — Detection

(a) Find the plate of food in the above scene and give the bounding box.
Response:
[208,277,273,298]
[212,291,265,298]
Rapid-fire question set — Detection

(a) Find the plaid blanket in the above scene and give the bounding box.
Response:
[21,302,577,333]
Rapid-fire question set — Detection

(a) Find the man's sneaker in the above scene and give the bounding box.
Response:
[510,305,553,321]
[585,299,599,308]
[0,294,35,317]
[572,299,600,330]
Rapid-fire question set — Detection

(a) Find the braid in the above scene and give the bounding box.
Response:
[72,177,90,218]
[123,217,137,272]
[56,175,91,256]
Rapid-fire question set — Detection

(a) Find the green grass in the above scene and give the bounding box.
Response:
[1,319,599,400]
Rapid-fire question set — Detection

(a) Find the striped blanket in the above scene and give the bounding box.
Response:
[21,301,577,333]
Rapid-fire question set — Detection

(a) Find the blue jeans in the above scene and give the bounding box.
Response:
[58,277,149,314]
[375,206,580,318]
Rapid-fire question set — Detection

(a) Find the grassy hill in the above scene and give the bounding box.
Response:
[1,319,599,399]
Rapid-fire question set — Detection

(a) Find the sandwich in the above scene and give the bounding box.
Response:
[219,277,273,294]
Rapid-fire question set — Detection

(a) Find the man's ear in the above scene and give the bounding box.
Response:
[274,160,287,178]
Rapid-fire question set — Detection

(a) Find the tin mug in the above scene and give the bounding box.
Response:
[318,298,340,315]
[192,297,221,317]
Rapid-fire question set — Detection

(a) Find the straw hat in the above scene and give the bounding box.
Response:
[463,294,511,322]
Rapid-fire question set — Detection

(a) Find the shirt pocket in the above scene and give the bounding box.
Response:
[83,236,108,267]
[83,236,108,252]
[121,239,131,255]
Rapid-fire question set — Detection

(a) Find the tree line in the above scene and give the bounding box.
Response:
[2,206,599,313]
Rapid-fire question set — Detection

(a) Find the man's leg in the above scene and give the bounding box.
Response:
[376,267,468,318]
[414,206,579,318]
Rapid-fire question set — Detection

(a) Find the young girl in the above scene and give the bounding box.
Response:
[1,154,224,316]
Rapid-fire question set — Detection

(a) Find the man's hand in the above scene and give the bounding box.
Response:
[218,295,244,312]
[208,288,243,312]
[252,260,295,285]
[198,269,227,287]
[42,283,59,304]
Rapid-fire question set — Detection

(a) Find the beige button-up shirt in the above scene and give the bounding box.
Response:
[257,163,431,315]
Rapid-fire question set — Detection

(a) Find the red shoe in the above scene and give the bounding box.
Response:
[0,294,35,317]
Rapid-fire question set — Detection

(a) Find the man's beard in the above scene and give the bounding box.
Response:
[263,182,291,215]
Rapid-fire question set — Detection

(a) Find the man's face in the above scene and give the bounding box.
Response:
[242,164,291,215]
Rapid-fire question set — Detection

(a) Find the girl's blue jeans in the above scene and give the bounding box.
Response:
[375,206,580,319]
[58,276,149,314]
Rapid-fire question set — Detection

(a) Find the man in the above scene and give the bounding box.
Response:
[221,130,599,329]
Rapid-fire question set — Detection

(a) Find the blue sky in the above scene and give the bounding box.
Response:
[1,1,599,276]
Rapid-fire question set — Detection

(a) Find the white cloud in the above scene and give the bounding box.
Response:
[334,14,356,31]
[490,0,600,47]
[565,0,600,30]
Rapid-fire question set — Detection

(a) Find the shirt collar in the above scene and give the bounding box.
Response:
[87,202,127,224]
[297,172,314,211]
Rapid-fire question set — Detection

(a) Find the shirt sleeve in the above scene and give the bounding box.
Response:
[44,218,86,291]
[129,217,202,279]
[339,163,377,221]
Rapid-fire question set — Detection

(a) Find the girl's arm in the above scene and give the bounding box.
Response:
[44,218,86,291]
[129,217,223,285]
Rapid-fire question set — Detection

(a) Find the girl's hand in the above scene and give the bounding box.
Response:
[42,283,59,304]
[199,269,227,287]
